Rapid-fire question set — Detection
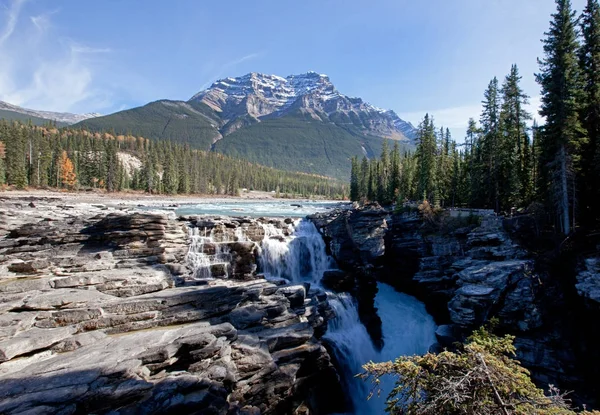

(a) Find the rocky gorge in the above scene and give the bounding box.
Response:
[309,204,600,408]
[1,195,599,414]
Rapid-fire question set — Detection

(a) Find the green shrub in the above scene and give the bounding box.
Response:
[361,324,599,415]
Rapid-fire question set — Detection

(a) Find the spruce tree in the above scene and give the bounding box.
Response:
[579,0,600,223]
[350,156,360,201]
[499,64,532,210]
[480,77,501,211]
[377,140,390,204]
[415,114,437,201]
[5,126,28,189]
[536,0,584,234]
[359,156,369,200]
[389,141,401,202]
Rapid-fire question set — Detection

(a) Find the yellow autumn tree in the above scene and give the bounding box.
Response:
[59,151,77,189]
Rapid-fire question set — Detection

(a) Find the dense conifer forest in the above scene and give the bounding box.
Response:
[0,121,347,199]
[351,0,600,232]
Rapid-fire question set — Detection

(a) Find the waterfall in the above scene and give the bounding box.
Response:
[186,227,215,279]
[324,293,379,414]
[256,219,438,414]
[185,225,238,279]
[259,219,335,284]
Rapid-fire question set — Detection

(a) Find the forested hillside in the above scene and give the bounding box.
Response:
[213,111,412,179]
[77,100,222,149]
[0,121,347,199]
[351,0,600,233]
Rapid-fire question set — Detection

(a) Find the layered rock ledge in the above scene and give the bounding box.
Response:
[0,197,342,415]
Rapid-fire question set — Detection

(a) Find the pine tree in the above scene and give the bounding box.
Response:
[480,77,501,211]
[163,149,179,195]
[0,140,6,186]
[465,118,480,207]
[389,141,401,202]
[377,140,390,204]
[536,0,585,234]
[579,0,600,223]
[5,126,28,189]
[350,156,360,201]
[415,114,437,201]
[359,156,369,200]
[499,64,532,210]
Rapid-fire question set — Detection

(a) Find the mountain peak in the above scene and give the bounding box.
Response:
[187,71,416,142]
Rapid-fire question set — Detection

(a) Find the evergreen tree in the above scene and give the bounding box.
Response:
[536,0,585,234]
[350,156,360,201]
[415,114,437,201]
[377,140,390,204]
[5,126,28,188]
[579,0,600,223]
[499,64,532,210]
[480,77,501,211]
[359,156,369,200]
[389,141,401,202]
[163,149,179,195]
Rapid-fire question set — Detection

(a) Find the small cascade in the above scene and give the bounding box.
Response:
[259,219,335,284]
[185,225,240,279]
[186,227,214,279]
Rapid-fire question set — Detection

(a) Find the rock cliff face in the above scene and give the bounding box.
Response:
[0,199,343,414]
[310,206,600,406]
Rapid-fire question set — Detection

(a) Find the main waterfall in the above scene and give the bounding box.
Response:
[257,218,438,414]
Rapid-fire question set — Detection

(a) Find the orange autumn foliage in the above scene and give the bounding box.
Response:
[59,151,77,188]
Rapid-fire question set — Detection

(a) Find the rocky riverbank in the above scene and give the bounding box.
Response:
[309,204,600,407]
[0,196,344,414]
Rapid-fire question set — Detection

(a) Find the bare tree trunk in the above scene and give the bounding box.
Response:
[559,144,570,235]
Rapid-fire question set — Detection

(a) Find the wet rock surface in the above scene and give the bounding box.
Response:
[0,198,343,415]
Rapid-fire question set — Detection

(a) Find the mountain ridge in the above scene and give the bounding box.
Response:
[0,100,101,125]
[190,71,416,142]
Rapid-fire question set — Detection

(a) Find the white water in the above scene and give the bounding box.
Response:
[259,219,336,284]
[186,226,237,279]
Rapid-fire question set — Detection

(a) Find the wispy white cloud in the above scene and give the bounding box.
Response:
[227,53,260,67]
[198,52,263,90]
[30,8,58,32]
[0,1,113,112]
[0,0,25,45]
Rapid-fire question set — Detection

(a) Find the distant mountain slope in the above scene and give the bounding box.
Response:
[78,100,222,148]
[0,109,68,127]
[0,101,99,125]
[75,71,418,179]
[213,110,412,179]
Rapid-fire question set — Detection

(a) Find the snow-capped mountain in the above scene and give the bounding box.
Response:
[0,101,101,125]
[189,71,416,142]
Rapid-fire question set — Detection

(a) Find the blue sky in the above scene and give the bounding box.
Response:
[0,0,587,139]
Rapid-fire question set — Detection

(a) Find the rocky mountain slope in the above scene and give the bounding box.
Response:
[76,72,417,179]
[0,101,100,126]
